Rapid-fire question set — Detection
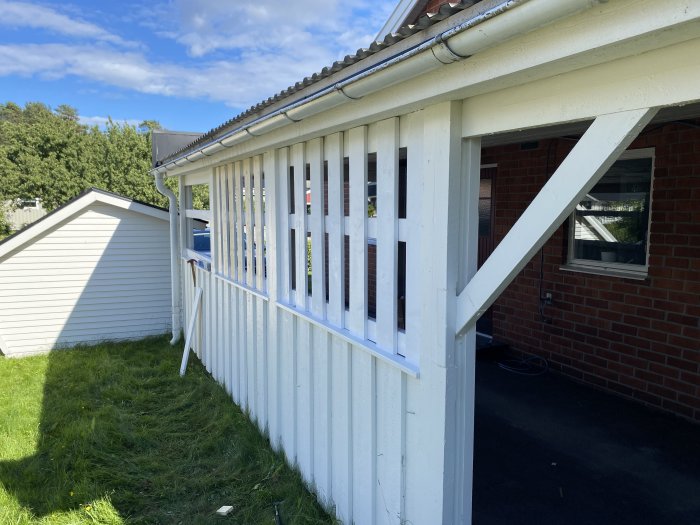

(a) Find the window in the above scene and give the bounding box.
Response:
[566,149,653,278]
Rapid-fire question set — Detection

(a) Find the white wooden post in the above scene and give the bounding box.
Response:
[348,125,376,525]
[455,107,657,335]
[404,101,464,524]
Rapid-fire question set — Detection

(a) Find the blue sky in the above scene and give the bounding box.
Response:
[0,0,396,133]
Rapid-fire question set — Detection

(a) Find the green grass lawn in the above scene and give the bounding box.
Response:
[0,337,335,524]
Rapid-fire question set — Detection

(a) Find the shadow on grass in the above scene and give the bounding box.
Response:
[0,337,333,524]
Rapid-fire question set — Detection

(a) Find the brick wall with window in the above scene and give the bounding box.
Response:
[482,121,700,422]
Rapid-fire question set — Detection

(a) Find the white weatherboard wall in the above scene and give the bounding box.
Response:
[0,193,171,357]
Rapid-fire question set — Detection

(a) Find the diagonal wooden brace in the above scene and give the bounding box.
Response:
[455,107,657,337]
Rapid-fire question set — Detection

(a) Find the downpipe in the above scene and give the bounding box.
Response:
[154,172,182,345]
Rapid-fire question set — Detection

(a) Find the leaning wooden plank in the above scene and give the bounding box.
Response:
[455,108,657,335]
[180,286,203,376]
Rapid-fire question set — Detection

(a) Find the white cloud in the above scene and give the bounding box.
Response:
[0,43,334,109]
[0,0,397,115]
[0,1,134,47]
[147,0,392,59]
[78,115,142,128]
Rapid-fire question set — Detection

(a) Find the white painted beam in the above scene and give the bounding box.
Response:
[455,107,657,336]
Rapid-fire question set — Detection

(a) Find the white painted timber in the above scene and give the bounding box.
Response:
[0,193,171,357]
[455,107,657,335]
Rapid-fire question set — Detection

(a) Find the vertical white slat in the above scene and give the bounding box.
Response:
[232,287,241,404]
[348,126,368,336]
[295,320,313,483]
[216,167,225,275]
[235,161,245,284]
[238,285,248,409]
[312,328,332,505]
[208,170,221,381]
[307,138,325,318]
[244,158,255,286]
[279,309,297,463]
[256,297,267,430]
[277,148,291,303]
[217,279,224,383]
[210,170,219,275]
[375,363,406,525]
[325,133,344,327]
[375,118,399,352]
[254,155,265,290]
[247,292,257,421]
[223,282,231,394]
[264,148,281,447]
[331,337,353,523]
[221,166,230,278]
[404,111,424,363]
[348,125,376,524]
[352,348,375,525]
[227,164,237,281]
[292,142,307,308]
[205,270,212,372]
[254,160,268,426]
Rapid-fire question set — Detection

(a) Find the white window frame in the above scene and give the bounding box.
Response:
[562,147,655,280]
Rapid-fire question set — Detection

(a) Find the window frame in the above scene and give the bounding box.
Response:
[563,147,655,280]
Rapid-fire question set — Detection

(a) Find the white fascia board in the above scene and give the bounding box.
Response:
[0,190,168,259]
[92,192,170,222]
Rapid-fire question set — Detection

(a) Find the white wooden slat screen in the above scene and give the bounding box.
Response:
[178,113,425,525]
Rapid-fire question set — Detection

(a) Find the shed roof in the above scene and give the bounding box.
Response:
[0,189,169,259]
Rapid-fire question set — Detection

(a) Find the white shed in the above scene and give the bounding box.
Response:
[0,189,172,357]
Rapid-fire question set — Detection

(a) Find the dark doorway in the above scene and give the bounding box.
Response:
[476,166,496,336]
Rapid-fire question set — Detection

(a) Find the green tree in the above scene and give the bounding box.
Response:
[0,102,168,222]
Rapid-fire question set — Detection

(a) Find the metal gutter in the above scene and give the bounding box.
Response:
[152,0,600,175]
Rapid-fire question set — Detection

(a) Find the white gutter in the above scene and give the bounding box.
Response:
[154,172,182,345]
[152,0,601,175]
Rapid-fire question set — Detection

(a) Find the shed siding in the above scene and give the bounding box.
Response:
[0,202,171,356]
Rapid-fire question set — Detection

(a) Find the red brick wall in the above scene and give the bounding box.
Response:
[482,122,700,422]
